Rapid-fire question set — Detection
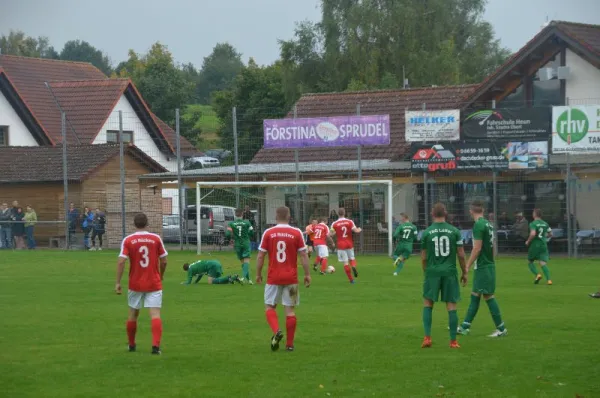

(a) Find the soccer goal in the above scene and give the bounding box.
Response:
[193,180,394,256]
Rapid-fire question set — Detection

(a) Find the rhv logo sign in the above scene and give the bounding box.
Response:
[412,145,457,172]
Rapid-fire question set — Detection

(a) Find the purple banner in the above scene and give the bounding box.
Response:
[263,114,390,149]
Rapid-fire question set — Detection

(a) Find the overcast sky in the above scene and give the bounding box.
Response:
[1,0,599,68]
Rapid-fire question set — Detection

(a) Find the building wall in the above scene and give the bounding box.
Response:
[574,171,600,230]
[93,95,178,171]
[565,49,600,104]
[0,90,39,146]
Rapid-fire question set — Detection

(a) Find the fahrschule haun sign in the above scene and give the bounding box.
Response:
[263,115,390,149]
[462,108,551,141]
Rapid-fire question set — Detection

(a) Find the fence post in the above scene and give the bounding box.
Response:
[176,108,184,251]
[491,100,498,254]
[119,110,126,240]
[572,158,578,258]
[424,172,429,226]
[61,111,69,249]
[233,106,240,208]
[357,103,364,253]
[293,105,301,225]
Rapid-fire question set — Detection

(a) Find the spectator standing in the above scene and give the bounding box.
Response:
[81,207,94,250]
[0,203,13,249]
[68,203,80,245]
[329,209,339,225]
[13,207,25,249]
[91,208,106,251]
[24,205,37,249]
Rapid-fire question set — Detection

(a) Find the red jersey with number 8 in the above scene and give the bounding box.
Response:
[259,224,307,285]
[119,231,168,292]
[331,218,357,249]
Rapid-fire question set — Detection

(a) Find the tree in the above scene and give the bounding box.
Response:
[117,43,194,123]
[59,40,113,75]
[0,30,58,58]
[213,59,288,164]
[197,43,244,104]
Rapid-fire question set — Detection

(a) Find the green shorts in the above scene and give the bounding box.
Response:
[528,243,549,262]
[393,244,412,259]
[207,263,223,278]
[472,266,496,295]
[235,245,251,260]
[423,274,460,303]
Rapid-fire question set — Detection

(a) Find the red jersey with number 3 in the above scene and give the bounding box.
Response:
[259,224,307,285]
[312,223,329,246]
[331,218,357,249]
[119,231,168,292]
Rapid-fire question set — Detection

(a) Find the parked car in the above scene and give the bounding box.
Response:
[184,156,220,170]
[204,149,232,162]
[162,215,181,243]
[184,205,236,244]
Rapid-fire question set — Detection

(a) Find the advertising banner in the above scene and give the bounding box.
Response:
[410,141,549,172]
[552,106,600,153]
[263,115,390,149]
[405,110,460,142]
[462,108,551,141]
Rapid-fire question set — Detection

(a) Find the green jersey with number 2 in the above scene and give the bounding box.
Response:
[472,217,495,269]
[421,222,463,277]
[529,219,551,247]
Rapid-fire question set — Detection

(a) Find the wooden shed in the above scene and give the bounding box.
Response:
[0,144,167,248]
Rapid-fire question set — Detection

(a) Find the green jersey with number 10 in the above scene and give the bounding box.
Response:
[472,217,494,269]
[421,222,463,277]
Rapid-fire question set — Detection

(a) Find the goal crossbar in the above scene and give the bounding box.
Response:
[195,180,394,257]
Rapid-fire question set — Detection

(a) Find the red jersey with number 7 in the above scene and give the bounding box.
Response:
[119,231,168,292]
[259,224,307,285]
[331,218,357,249]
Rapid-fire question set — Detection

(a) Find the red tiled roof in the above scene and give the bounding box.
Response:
[0,144,167,183]
[556,21,600,56]
[251,85,478,163]
[151,113,198,155]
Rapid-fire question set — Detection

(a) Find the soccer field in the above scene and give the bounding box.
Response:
[1,251,599,397]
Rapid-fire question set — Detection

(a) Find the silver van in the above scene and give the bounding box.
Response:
[184,205,236,244]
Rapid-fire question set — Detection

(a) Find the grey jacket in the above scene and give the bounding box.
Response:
[0,208,13,227]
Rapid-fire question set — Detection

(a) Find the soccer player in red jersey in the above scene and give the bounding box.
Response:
[305,219,317,258]
[330,208,362,283]
[115,213,168,355]
[312,217,333,275]
[256,206,311,352]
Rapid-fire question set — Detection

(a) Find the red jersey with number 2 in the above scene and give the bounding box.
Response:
[259,224,307,285]
[119,231,168,292]
[312,223,329,246]
[331,218,357,249]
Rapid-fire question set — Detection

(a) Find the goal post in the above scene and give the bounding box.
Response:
[194,180,394,257]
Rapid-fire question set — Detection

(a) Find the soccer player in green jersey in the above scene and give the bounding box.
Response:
[227,208,254,284]
[181,260,241,285]
[458,201,507,338]
[420,202,468,349]
[392,213,418,276]
[525,208,553,285]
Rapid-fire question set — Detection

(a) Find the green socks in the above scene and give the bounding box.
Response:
[242,263,250,280]
[448,310,458,340]
[394,258,404,274]
[541,264,551,280]
[461,295,481,328]
[528,262,538,276]
[485,298,505,331]
[422,307,433,337]
[212,276,231,284]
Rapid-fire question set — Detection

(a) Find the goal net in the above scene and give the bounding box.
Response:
[192,180,394,256]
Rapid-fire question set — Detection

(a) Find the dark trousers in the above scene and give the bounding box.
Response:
[91,229,104,247]
[25,226,35,249]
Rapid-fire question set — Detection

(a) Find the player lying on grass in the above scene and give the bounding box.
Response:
[525,208,553,285]
[256,206,311,352]
[590,291,600,298]
[330,208,362,283]
[226,208,254,284]
[181,260,242,285]
[392,213,417,276]
[458,200,507,338]
[312,217,335,275]
[420,202,467,349]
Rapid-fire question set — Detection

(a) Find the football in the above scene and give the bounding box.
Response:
[327,265,336,274]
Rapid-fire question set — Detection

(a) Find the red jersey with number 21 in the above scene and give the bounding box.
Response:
[312,223,329,246]
[119,231,168,292]
[331,218,357,249]
[259,224,307,285]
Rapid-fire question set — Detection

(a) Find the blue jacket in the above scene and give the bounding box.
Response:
[82,212,94,229]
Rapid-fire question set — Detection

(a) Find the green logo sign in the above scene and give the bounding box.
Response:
[556,108,588,144]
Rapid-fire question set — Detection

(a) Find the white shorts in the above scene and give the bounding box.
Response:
[128,290,163,309]
[337,248,355,263]
[316,245,329,258]
[264,284,299,307]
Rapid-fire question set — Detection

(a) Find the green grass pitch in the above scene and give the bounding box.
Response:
[1,250,599,397]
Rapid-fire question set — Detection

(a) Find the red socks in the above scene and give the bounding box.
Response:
[286,315,297,348]
[151,318,162,347]
[126,320,137,346]
[350,259,357,268]
[266,308,279,334]
[321,258,328,272]
[344,264,353,281]
[315,256,321,267]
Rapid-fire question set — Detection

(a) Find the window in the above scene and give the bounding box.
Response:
[533,56,562,106]
[106,130,133,143]
[499,84,524,108]
[285,193,329,225]
[0,126,8,146]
